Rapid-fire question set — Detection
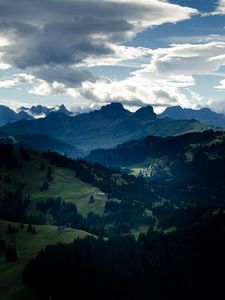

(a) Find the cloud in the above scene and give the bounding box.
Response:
[0,73,35,88]
[0,78,22,88]
[76,75,193,108]
[0,0,199,113]
[3,37,225,113]
[215,79,225,90]
[0,1,224,113]
[68,41,225,109]
[0,0,200,109]
[138,42,225,76]
[82,45,152,67]
[205,0,225,16]
[0,0,197,69]
[160,34,225,44]
[33,66,98,87]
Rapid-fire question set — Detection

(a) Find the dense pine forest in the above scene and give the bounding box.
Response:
[22,211,225,300]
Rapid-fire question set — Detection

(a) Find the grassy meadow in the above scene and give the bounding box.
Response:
[0,220,92,300]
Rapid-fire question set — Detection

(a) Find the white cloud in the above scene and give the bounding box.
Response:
[0,62,10,70]
[77,76,192,108]
[0,37,11,69]
[215,78,225,90]
[0,78,20,88]
[205,0,225,15]
[82,45,152,67]
[5,40,225,111]
[160,34,225,44]
[0,37,10,47]
[138,42,225,76]
[68,41,225,109]
[4,1,225,112]
[0,0,200,110]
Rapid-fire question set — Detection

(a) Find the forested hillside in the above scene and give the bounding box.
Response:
[23,211,225,300]
[1,142,225,300]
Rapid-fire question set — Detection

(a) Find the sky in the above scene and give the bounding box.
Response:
[0,0,225,113]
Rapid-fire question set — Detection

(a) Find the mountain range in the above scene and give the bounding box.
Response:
[0,103,205,152]
[159,105,225,128]
[0,105,33,127]
[19,104,73,118]
[1,108,225,300]
[1,103,225,129]
[0,104,73,127]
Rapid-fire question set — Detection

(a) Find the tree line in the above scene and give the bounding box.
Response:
[23,211,225,300]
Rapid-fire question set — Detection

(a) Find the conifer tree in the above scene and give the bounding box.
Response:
[32,226,37,235]
[28,223,32,233]
[5,246,17,262]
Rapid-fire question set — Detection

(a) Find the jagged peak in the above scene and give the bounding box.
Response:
[134,105,156,119]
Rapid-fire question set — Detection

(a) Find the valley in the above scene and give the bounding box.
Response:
[1,0,225,298]
[1,104,225,300]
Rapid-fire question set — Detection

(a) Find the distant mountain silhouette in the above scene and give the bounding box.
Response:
[159,106,225,128]
[133,105,156,121]
[19,104,73,118]
[0,104,74,127]
[1,103,205,152]
[0,105,33,126]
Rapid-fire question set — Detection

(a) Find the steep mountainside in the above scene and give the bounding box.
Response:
[87,130,225,183]
[0,144,158,233]
[2,142,225,239]
[1,142,225,300]
[0,105,33,126]
[0,133,83,157]
[1,103,205,151]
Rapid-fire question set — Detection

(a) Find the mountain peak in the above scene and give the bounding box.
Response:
[99,102,131,118]
[102,102,123,110]
[56,104,73,116]
[0,104,33,126]
[164,105,183,112]
[134,105,156,120]
[159,105,225,127]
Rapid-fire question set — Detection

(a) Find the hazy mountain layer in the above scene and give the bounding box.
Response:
[159,106,225,128]
[1,103,205,151]
[0,132,83,157]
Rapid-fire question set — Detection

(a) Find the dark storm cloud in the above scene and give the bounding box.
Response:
[0,21,37,36]
[33,66,97,87]
[1,18,122,68]
[0,0,191,26]
[6,34,114,68]
[0,0,197,68]
[0,0,197,102]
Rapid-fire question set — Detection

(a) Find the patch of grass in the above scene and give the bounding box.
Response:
[0,150,108,217]
[0,219,92,300]
[131,226,150,239]
[163,227,176,234]
[29,167,107,217]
